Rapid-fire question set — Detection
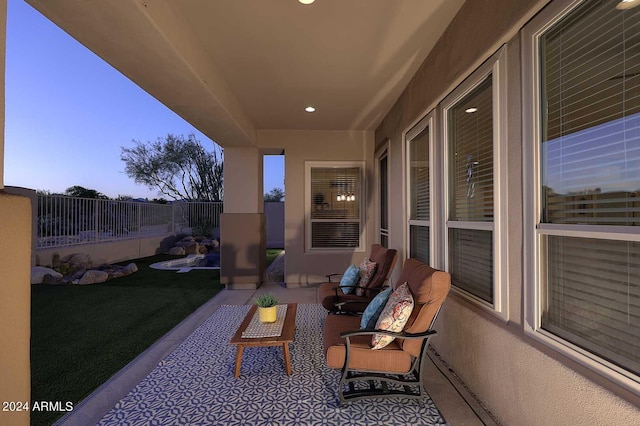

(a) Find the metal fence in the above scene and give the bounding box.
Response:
[36,195,223,249]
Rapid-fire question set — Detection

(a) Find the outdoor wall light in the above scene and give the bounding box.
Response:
[299,0,315,5]
[465,107,478,113]
[305,106,316,112]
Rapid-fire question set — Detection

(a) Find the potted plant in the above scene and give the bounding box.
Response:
[255,293,279,323]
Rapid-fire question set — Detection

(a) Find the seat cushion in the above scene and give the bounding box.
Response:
[323,314,411,373]
[318,282,371,312]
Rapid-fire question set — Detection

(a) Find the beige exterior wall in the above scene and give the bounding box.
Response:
[265,202,284,249]
[5,187,37,266]
[375,0,640,423]
[220,213,265,289]
[0,192,31,426]
[257,130,375,286]
[35,234,175,268]
[224,147,263,214]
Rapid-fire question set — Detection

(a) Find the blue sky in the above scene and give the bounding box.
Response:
[4,0,283,199]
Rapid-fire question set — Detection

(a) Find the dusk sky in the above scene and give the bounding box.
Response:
[4,0,284,199]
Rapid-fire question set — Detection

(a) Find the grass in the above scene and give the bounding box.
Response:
[30,254,223,426]
[266,248,283,267]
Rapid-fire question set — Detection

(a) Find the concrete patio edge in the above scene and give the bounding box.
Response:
[53,288,256,426]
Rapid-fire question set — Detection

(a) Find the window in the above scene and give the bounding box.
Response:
[407,115,433,264]
[306,162,364,251]
[443,47,507,318]
[524,0,640,391]
[376,147,389,248]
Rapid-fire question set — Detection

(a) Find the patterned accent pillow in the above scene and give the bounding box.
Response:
[355,258,377,297]
[339,264,360,294]
[360,287,392,329]
[371,283,414,350]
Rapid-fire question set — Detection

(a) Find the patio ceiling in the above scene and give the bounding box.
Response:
[25,0,465,147]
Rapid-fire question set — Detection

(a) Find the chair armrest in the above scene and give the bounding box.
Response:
[326,273,343,282]
[340,328,438,340]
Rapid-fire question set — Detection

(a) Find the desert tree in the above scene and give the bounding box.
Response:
[264,187,284,202]
[121,133,223,201]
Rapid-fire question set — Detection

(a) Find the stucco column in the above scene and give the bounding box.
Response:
[220,147,265,289]
[0,3,30,424]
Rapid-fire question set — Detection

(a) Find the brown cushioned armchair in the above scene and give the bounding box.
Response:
[318,244,398,314]
[322,259,451,405]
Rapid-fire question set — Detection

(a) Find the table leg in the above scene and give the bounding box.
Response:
[283,343,292,375]
[234,345,244,378]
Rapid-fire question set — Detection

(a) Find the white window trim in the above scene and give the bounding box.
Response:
[441,46,509,322]
[522,0,640,394]
[405,112,438,267]
[304,161,366,253]
[375,142,390,246]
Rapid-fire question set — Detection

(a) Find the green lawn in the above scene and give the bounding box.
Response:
[266,248,283,267]
[30,254,223,426]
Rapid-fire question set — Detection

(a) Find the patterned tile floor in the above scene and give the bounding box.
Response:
[98,304,447,426]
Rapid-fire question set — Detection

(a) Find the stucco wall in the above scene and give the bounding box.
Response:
[265,202,284,249]
[0,193,31,426]
[36,234,177,267]
[257,130,375,286]
[375,0,640,423]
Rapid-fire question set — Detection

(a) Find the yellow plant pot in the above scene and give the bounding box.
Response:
[258,306,277,323]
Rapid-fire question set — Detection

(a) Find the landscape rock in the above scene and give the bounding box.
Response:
[122,263,138,275]
[168,246,186,255]
[185,242,200,255]
[42,274,63,284]
[63,253,93,269]
[78,270,109,285]
[31,266,63,284]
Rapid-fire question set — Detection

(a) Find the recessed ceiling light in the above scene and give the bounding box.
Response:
[465,107,478,113]
[617,0,640,10]
[299,0,315,4]
[305,106,316,113]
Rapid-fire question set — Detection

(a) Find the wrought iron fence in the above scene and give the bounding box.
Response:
[36,195,223,249]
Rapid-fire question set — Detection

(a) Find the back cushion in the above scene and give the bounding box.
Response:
[397,259,451,357]
[366,245,397,294]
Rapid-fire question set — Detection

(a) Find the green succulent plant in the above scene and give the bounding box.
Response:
[255,293,278,308]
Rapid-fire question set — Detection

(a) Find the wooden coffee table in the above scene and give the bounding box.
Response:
[229,303,297,377]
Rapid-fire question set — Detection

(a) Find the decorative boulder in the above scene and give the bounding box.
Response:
[62,253,92,270]
[185,242,200,255]
[78,270,109,285]
[122,263,138,276]
[31,266,63,284]
[168,246,186,255]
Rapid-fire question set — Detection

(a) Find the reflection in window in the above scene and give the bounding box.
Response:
[536,0,640,377]
[309,166,361,249]
[447,75,494,303]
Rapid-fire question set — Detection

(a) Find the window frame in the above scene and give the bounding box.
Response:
[441,46,509,321]
[405,112,437,266]
[522,0,640,394]
[305,161,366,253]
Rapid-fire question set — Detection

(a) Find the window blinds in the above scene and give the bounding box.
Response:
[449,76,494,222]
[448,75,494,303]
[409,128,430,221]
[539,0,640,376]
[544,236,640,375]
[310,167,361,249]
[409,126,430,263]
[541,0,640,226]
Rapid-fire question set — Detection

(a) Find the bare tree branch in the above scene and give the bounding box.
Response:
[121,133,223,201]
